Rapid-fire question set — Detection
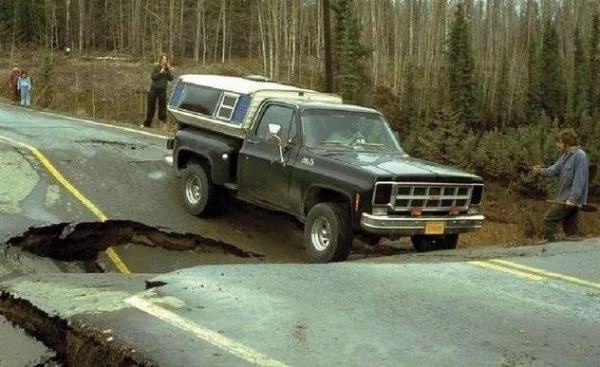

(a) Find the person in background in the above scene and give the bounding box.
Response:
[142,54,173,128]
[532,128,589,242]
[17,70,32,107]
[8,63,20,105]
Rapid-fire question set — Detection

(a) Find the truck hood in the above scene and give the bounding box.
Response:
[323,151,482,182]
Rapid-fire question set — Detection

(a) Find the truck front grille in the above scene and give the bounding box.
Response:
[373,182,482,214]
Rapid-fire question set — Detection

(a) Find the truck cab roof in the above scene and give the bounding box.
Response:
[273,100,382,115]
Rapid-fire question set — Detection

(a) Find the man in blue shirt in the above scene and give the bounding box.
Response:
[533,128,589,242]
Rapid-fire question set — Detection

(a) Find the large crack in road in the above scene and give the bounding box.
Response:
[6,220,263,263]
[0,220,263,366]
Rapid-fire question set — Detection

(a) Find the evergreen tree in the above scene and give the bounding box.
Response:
[495,52,510,128]
[589,14,600,113]
[540,19,565,122]
[447,1,480,129]
[571,26,589,121]
[406,107,473,169]
[400,62,418,131]
[331,0,370,105]
[525,37,543,121]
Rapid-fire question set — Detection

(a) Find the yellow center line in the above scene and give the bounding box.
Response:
[470,261,546,280]
[489,259,600,290]
[0,134,131,274]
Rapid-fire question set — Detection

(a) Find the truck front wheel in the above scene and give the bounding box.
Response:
[305,203,352,263]
[181,162,219,216]
[411,234,458,252]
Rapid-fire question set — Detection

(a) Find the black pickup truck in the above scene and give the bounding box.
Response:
[168,96,484,262]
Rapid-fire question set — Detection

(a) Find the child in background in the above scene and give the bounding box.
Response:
[8,64,20,105]
[18,70,32,106]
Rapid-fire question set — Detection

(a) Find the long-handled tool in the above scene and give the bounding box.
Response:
[546,200,598,212]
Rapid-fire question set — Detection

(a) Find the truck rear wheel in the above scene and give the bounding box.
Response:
[305,202,352,262]
[181,162,219,216]
[411,234,458,252]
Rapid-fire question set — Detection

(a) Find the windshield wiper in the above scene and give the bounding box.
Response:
[319,140,352,148]
[351,142,398,152]
[353,142,384,148]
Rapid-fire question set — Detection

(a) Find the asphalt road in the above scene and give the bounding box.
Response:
[0,103,312,266]
[0,241,599,366]
[1,103,599,366]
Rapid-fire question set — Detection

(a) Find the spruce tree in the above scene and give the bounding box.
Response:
[331,0,370,105]
[589,14,600,113]
[525,37,543,121]
[571,27,589,121]
[495,52,510,128]
[400,62,417,131]
[540,19,565,122]
[447,1,479,129]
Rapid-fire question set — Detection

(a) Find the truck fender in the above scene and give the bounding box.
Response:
[174,128,241,185]
[302,185,353,216]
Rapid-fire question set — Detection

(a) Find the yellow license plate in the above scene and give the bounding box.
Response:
[425,221,445,235]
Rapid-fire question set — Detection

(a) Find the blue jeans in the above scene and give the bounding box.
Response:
[20,89,31,106]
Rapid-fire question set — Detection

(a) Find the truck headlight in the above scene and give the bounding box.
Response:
[372,207,388,216]
[374,183,392,205]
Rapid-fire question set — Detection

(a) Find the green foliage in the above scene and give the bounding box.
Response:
[589,14,600,114]
[540,19,565,121]
[400,62,418,131]
[447,2,480,129]
[332,0,371,105]
[526,37,543,120]
[401,107,476,170]
[579,112,600,195]
[470,115,558,196]
[371,86,403,133]
[570,27,590,120]
[493,52,510,129]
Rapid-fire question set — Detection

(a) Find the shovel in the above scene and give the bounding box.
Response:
[546,200,598,212]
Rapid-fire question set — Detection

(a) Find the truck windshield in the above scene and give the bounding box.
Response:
[302,109,404,152]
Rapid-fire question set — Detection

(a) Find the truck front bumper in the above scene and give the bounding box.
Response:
[360,213,485,236]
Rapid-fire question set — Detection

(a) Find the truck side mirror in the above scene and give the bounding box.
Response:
[266,123,282,144]
[266,123,285,165]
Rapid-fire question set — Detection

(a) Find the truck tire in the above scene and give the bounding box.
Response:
[181,161,220,216]
[411,234,458,252]
[305,202,352,262]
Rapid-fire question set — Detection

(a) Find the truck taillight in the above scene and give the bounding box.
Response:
[374,183,392,205]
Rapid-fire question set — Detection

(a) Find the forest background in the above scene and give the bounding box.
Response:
[0,0,599,247]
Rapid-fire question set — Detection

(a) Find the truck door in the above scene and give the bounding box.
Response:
[238,104,299,211]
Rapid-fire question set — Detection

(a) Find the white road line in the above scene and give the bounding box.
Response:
[36,110,170,139]
[125,295,291,367]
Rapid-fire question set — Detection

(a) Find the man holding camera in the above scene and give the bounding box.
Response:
[142,54,173,128]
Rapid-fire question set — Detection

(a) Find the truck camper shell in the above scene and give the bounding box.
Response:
[168,74,343,139]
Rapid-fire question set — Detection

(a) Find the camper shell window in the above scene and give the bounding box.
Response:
[178,85,221,116]
[217,92,239,120]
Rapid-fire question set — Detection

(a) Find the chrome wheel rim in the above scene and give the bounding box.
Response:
[311,217,332,252]
[185,176,202,205]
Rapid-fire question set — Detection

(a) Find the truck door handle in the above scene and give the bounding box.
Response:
[246,139,259,144]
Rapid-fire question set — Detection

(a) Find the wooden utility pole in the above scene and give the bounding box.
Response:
[322,0,333,93]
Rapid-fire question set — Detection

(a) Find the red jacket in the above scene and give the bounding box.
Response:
[9,70,19,88]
